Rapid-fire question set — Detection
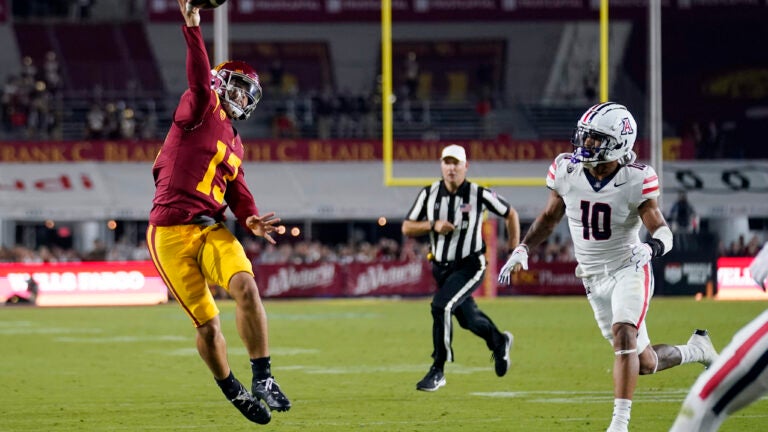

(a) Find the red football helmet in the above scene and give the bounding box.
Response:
[211,60,262,121]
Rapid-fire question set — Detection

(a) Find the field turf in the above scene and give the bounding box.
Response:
[1,296,766,431]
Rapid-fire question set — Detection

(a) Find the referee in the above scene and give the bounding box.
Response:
[402,144,521,392]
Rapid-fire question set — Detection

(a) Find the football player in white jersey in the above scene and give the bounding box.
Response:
[669,243,768,432]
[498,102,718,432]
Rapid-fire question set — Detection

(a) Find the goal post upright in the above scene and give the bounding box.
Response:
[381,0,395,186]
[380,1,544,189]
[380,1,549,296]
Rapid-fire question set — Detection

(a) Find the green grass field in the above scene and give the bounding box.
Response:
[1,296,766,431]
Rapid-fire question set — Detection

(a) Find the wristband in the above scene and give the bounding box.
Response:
[507,243,531,253]
[645,238,664,257]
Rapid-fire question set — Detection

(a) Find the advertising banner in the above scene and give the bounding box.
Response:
[716,257,768,301]
[0,261,169,307]
[655,260,714,296]
[344,260,434,297]
[3,258,763,305]
[255,262,345,298]
[146,0,765,22]
[652,234,717,296]
[0,139,586,163]
[497,262,584,296]
[254,260,435,298]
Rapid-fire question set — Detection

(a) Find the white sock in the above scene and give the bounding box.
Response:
[608,398,632,431]
[676,344,696,365]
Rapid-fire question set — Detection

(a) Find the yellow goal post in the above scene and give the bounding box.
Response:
[380,0,545,189]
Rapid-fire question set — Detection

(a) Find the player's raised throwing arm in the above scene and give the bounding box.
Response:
[179,0,200,27]
[499,189,565,283]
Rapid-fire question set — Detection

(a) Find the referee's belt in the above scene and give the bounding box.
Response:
[432,252,482,268]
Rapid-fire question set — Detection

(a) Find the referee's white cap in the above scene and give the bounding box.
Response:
[441,144,466,162]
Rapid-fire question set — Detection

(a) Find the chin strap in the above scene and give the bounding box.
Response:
[223,100,246,121]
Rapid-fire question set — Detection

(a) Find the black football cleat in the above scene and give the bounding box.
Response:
[228,384,271,425]
[252,376,292,412]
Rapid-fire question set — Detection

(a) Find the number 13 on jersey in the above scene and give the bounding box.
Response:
[195,141,242,204]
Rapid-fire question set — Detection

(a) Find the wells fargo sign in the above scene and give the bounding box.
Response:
[0,261,169,307]
[0,139,614,163]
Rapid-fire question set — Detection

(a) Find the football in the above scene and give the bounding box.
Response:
[188,0,227,9]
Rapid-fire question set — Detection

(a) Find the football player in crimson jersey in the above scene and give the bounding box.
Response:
[145,0,289,424]
[498,102,718,432]
[670,244,768,432]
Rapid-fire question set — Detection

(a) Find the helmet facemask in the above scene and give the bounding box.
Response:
[571,127,614,168]
[211,67,262,121]
[570,102,637,167]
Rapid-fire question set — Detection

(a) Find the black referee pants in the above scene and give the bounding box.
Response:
[429,253,505,367]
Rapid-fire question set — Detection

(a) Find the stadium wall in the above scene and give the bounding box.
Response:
[146,21,563,102]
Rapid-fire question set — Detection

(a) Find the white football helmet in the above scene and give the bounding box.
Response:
[570,102,637,167]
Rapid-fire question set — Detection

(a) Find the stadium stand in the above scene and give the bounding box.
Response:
[0,0,767,288]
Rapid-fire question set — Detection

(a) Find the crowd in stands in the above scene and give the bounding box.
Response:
[0,52,160,141]
[1,244,87,263]
[1,53,61,140]
[268,87,381,140]
[718,234,764,258]
[1,233,579,266]
[244,237,428,265]
[84,98,160,141]
[0,41,493,142]
[3,227,764,271]
[0,237,429,265]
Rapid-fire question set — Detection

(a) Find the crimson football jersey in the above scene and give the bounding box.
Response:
[150,26,258,228]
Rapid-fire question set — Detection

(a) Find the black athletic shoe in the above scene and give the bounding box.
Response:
[228,384,271,425]
[492,331,514,377]
[252,376,292,411]
[416,366,446,392]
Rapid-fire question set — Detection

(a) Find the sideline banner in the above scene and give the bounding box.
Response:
[344,260,433,297]
[0,139,587,163]
[254,260,435,298]
[716,257,768,301]
[0,261,169,307]
[655,260,714,296]
[146,1,767,22]
[497,262,583,296]
[256,262,345,298]
[0,258,719,304]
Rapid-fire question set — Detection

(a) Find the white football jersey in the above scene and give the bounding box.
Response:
[749,243,768,289]
[546,153,660,276]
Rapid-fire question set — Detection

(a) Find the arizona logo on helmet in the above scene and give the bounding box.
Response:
[621,117,634,135]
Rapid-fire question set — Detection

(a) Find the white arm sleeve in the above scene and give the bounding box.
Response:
[652,225,673,255]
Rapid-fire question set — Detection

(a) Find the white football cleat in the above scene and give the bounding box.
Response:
[687,329,718,368]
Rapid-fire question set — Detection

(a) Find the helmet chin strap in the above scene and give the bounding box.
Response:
[570,147,605,166]
[223,100,246,120]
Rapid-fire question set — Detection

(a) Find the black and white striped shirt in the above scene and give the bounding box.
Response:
[405,180,511,263]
